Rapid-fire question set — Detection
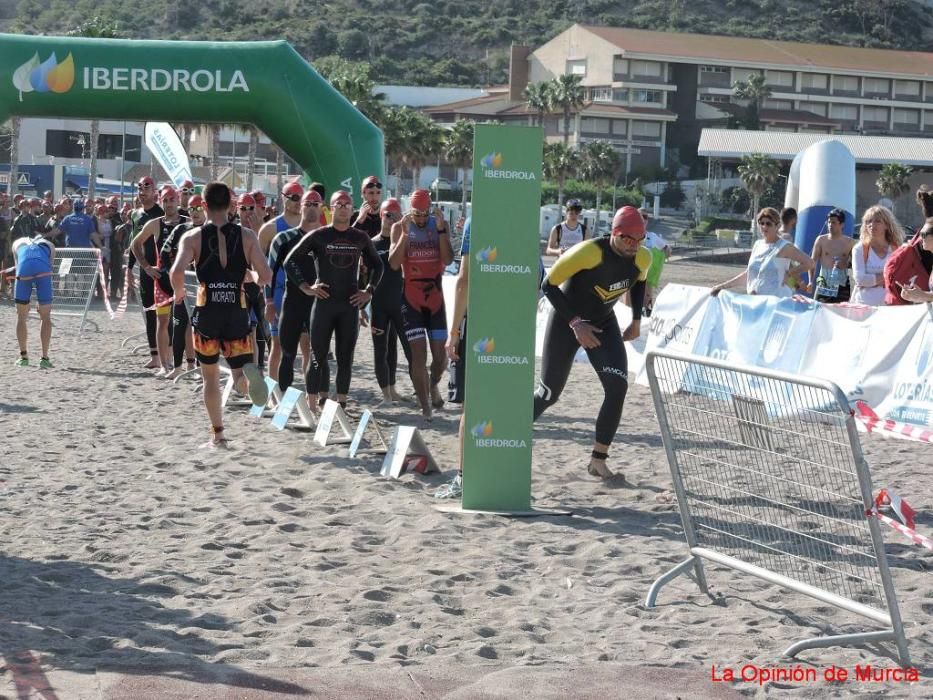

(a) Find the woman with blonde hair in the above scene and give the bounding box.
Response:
[711,207,813,297]
[851,206,903,306]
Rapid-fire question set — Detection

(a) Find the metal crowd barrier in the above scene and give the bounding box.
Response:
[48,247,101,334]
[644,350,910,666]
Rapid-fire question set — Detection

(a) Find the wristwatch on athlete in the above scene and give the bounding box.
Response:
[364,284,375,296]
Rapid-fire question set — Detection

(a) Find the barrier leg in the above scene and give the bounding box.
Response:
[645,555,700,608]
[784,630,910,667]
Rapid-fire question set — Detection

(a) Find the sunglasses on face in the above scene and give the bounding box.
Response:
[621,234,645,243]
[180,188,194,194]
[302,202,320,208]
[239,205,255,211]
[332,201,353,210]
[189,206,204,213]
[922,230,933,238]
[284,194,302,202]
[364,184,383,191]
[411,209,429,217]
[137,183,153,190]
[382,211,399,219]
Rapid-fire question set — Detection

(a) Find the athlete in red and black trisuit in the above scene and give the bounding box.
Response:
[271,189,329,394]
[389,189,453,420]
[132,185,186,376]
[170,182,271,448]
[283,190,383,412]
[368,198,412,403]
[160,194,205,378]
[127,176,164,369]
[534,206,650,480]
[259,182,304,381]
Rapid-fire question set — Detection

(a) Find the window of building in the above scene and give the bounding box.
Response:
[894,80,920,96]
[800,73,828,90]
[798,101,828,117]
[833,75,859,92]
[732,68,759,83]
[894,108,920,125]
[699,94,730,104]
[830,104,858,121]
[631,120,662,138]
[763,99,793,110]
[766,70,794,88]
[863,106,890,122]
[632,89,663,104]
[613,56,628,77]
[566,59,586,77]
[766,125,797,132]
[631,60,662,78]
[611,120,627,136]
[580,117,611,134]
[46,130,90,159]
[588,86,613,102]
[612,88,629,102]
[863,77,890,94]
[700,65,729,74]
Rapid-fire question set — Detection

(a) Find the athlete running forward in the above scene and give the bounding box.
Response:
[132,186,188,376]
[270,189,327,393]
[170,182,271,448]
[12,233,55,368]
[282,190,383,413]
[534,206,650,480]
[370,198,412,404]
[259,181,304,381]
[159,194,206,379]
[388,190,453,420]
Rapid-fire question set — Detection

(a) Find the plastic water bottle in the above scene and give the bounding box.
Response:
[827,256,844,293]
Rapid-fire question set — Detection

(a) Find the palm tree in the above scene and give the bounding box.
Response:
[579,141,620,222]
[7,117,20,198]
[524,81,552,127]
[737,152,780,233]
[732,73,771,130]
[70,18,120,200]
[444,119,474,210]
[209,124,220,180]
[543,142,578,208]
[549,75,585,146]
[876,162,913,219]
[379,106,409,195]
[246,126,259,191]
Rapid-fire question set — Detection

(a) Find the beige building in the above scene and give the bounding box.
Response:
[426,24,933,178]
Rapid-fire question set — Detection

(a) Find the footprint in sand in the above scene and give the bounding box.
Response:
[280,487,304,498]
[363,589,392,602]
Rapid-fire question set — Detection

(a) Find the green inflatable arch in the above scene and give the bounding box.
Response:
[0,33,384,198]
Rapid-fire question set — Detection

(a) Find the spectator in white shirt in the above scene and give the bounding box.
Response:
[852,206,903,306]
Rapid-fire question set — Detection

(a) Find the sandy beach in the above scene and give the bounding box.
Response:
[0,255,930,698]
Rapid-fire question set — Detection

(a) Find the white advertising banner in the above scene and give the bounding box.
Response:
[144,122,193,188]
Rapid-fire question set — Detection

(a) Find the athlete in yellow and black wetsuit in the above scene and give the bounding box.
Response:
[534,205,651,479]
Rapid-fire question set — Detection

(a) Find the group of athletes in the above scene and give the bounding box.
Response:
[11,173,663,497]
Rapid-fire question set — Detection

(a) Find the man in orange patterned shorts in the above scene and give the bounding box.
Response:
[170,182,272,448]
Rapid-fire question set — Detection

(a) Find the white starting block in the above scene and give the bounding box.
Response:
[270,386,317,431]
[221,368,254,408]
[347,410,389,458]
[313,399,355,446]
[249,377,284,418]
[380,426,438,479]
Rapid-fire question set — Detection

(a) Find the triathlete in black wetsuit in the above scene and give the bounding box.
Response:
[369,198,412,403]
[534,206,651,480]
[160,194,205,377]
[170,182,272,448]
[269,189,329,393]
[282,189,383,411]
[237,191,268,369]
[128,176,164,368]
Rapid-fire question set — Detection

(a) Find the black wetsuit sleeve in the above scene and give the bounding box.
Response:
[542,279,576,322]
[629,280,645,321]
[360,237,384,290]
[283,231,315,287]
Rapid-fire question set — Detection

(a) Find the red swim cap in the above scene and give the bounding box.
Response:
[409,189,431,212]
[282,181,303,197]
[361,175,381,191]
[237,193,256,208]
[180,179,194,190]
[188,194,204,209]
[106,195,119,208]
[301,190,323,206]
[137,176,155,189]
[380,198,401,215]
[160,187,178,202]
[330,190,352,207]
[250,190,267,208]
[611,206,646,238]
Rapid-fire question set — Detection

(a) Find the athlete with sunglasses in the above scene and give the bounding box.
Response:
[534,206,651,480]
[128,176,165,369]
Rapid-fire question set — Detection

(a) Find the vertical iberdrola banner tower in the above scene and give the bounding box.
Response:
[461,124,543,512]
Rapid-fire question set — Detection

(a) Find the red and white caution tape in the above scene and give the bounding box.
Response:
[867,490,932,551]
[854,400,933,444]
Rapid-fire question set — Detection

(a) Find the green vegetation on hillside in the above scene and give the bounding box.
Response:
[2,0,930,87]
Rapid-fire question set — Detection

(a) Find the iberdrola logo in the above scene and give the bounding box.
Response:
[473,337,495,354]
[475,246,497,263]
[471,421,493,438]
[13,52,76,101]
[481,152,503,168]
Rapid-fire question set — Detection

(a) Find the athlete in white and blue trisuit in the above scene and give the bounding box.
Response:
[12,234,56,368]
